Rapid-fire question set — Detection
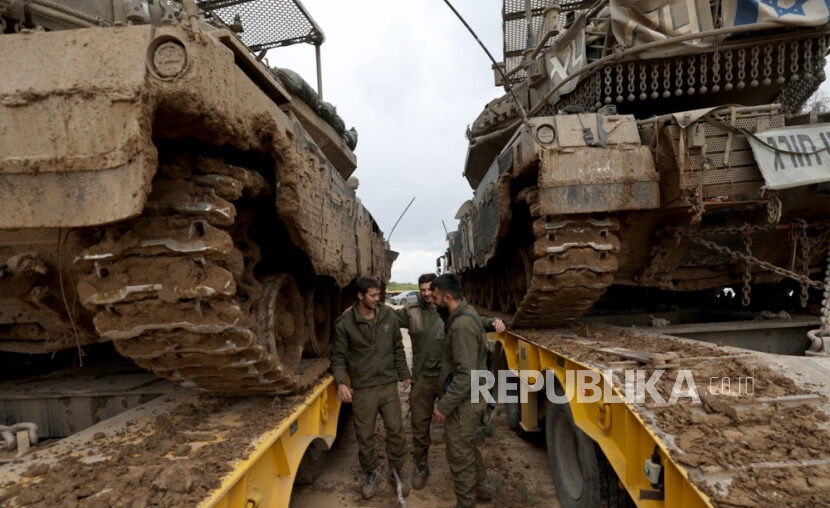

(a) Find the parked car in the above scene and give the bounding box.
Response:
[389,290,419,305]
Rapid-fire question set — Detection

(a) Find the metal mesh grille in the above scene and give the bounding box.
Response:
[198,0,323,52]
[502,0,593,83]
[666,109,785,198]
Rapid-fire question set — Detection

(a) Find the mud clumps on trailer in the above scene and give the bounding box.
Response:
[519,325,830,507]
[0,395,300,507]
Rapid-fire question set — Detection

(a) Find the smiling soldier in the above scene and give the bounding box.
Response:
[331,277,412,500]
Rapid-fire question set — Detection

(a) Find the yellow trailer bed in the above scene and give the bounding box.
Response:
[0,376,340,508]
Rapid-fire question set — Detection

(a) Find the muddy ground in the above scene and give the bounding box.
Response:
[291,328,561,508]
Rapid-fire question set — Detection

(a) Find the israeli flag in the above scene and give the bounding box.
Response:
[723,0,830,27]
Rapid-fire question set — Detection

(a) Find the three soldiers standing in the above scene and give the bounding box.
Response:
[332,273,502,507]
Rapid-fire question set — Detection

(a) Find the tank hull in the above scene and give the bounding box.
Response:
[0,25,392,394]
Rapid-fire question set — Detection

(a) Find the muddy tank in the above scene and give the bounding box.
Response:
[448,1,830,329]
[0,0,396,394]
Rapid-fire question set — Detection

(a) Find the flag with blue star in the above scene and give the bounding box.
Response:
[724,0,830,27]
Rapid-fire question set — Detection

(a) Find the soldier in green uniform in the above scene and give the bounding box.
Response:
[431,273,496,508]
[331,277,412,500]
[397,273,504,491]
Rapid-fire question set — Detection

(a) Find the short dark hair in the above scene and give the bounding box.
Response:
[430,273,463,300]
[417,273,437,285]
[355,277,381,295]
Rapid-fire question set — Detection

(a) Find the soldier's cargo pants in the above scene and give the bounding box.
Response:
[410,374,443,465]
[352,381,408,473]
[444,400,487,507]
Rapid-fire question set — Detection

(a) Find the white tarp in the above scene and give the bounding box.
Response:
[723,0,830,27]
[544,15,587,101]
[748,123,830,190]
[611,0,714,55]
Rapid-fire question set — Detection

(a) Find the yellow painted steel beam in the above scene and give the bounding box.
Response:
[491,331,713,508]
[201,376,340,508]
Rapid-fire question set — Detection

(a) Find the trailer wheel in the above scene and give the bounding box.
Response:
[491,347,523,434]
[545,396,601,508]
[545,396,633,508]
[294,438,329,485]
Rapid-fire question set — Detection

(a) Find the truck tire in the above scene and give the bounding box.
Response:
[490,348,523,434]
[295,439,329,485]
[544,396,634,508]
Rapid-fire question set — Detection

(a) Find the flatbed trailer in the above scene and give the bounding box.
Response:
[489,320,830,508]
[0,374,341,507]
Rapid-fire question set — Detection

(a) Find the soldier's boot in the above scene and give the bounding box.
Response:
[387,468,410,497]
[412,463,429,490]
[361,470,379,500]
[476,478,496,502]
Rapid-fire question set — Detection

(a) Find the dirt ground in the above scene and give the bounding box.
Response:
[290,328,561,508]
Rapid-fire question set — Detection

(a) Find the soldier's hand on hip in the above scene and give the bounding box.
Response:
[401,378,411,389]
[337,383,353,403]
[433,405,445,423]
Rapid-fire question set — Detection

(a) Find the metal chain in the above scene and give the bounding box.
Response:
[616,63,624,103]
[803,38,813,78]
[742,235,753,306]
[687,236,823,289]
[737,48,746,89]
[712,50,721,93]
[700,53,708,94]
[725,49,734,91]
[821,256,830,331]
[762,44,773,86]
[651,62,660,99]
[663,60,672,98]
[749,46,760,87]
[604,65,613,104]
[807,255,830,351]
[790,40,800,81]
[687,54,697,95]
[628,62,636,102]
[777,42,786,84]
[639,63,648,101]
[675,57,684,96]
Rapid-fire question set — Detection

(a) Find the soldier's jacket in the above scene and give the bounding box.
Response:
[331,304,411,389]
[398,296,501,378]
[396,294,445,377]
[436,301,488,417]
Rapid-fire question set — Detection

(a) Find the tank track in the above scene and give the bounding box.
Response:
[511,216,620,328]
[74,156,329,395]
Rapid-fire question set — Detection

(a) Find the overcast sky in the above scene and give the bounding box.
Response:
[268,1,830,284]
[267,0,503,284]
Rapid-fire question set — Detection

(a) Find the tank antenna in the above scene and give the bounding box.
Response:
[388,196,416,243]
[441,0,530,126]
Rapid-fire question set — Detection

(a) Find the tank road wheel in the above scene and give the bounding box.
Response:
[74,155,329,395]
[497,271,513,312]
[509,248,532,310]
[472,275,482,307]
[484,274,498,311]
[306,280,333,357]
[257,274,308,374]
